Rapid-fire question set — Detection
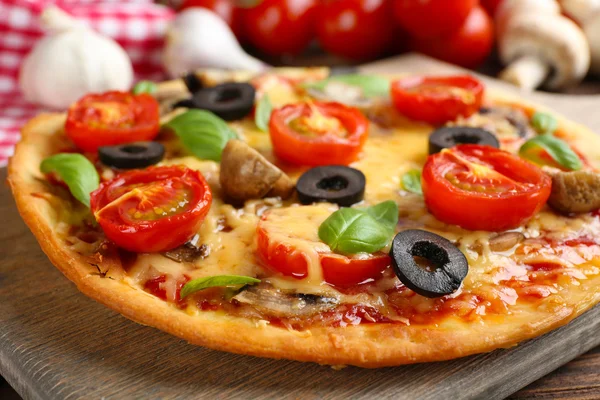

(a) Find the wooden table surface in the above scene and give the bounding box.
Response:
[2,54,600,399]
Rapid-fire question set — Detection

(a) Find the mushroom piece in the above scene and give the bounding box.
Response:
[162,243,210,263]
[561,0,600,27]
[219,140,295,202]
[561,0,600,76]
[544,168,600,214]
[488,232,525,252]
[306,81,376,109]
[232,284,339,318]
[498,11,590,90]
[452,106,533,141]
[495,0,561,38]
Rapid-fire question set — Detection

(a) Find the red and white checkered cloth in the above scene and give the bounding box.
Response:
[0,0,175,166]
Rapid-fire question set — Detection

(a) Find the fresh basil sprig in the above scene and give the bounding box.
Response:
[181,275,260,298]
[318,201,398,255]
[531,112,558,134]
[164,110,238,161]
[255,94,272,132]
[401,169,422,195]
[519,134,582,171]
[303,74,390,98]
[40,153,100,207]
[132,80,158,95]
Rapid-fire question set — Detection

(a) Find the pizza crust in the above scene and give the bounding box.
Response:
[8,85,600,367]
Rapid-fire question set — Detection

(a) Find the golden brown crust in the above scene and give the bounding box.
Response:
[8,86,600,368]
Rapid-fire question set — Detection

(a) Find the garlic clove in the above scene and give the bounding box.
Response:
[163,8,268,78]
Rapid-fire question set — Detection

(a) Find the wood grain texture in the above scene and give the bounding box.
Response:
[2,54,600,400]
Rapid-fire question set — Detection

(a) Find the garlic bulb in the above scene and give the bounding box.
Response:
[19,6,133,110]
[163,8,268,78]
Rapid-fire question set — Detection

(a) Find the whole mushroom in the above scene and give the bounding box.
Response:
[496,0,590,90]
[498,11,590,90]
[496,0,561,37]
[561,0,600,76]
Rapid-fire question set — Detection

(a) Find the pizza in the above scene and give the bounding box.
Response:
[8,67,600,368]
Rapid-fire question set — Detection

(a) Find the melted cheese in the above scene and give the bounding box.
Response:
[60,72,600,326]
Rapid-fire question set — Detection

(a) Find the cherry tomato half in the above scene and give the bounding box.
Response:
[65,91,160,153]
[91,166,212,253]
[393,0,478,39]
[316,0,396,60]
[242,0,317,56]
[481,0,504,16]
[411,6,494,69]
[422,145,551,231]
[256,209,391,286]
[391,75,484,125]
[180,0,243,39]
[269,101,368,166]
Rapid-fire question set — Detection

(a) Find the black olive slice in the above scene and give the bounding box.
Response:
[98,142,165,169]
[296,166,365,207]
[428,126,499,155]
[390,229,468,298]
[191,82,256,121]
[182,72,203,94]
[172,98,196,109]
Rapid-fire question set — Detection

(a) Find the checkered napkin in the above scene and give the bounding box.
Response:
[0,0,175,166]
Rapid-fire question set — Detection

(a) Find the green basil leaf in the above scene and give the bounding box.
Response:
[401,169,422,195]
[303,74,390,98]
[40,153,100,207]
[132,80,158,95]
[531,112,558,134]
[165,110,238,161]
[519,134,582,171]
[255,94,272,132]
[181,275,260,299]
[363,200,398,232]
[318,208,391,255]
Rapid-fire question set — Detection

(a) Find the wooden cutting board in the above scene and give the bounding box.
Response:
[2,54,600,400]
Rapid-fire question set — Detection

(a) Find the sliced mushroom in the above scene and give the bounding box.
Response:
[307,81,376,109]
[219,140,294,202]
[477,106,532,138]
[544,168,600,214]
[232,284,339,318]
[489,232,525,252]
[162,243,210,263]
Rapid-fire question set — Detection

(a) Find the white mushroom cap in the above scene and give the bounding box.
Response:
[583,13,600,75]
[560,0,600,24]
[496,0,560,37]
[499,13,590,89]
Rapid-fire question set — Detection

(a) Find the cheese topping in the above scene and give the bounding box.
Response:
[57,73,600,329]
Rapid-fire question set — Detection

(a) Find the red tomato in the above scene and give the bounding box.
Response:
[316,0,396,60]
[391,75,484,125]
[180,0,243,38]
[65,91,160,153]
[256,215,391,286]
[269,101,369,166]
[481,0,504,16]
[242,0,317,55]
[422,145,552,231]
[91,166,213,253]
[144,274,190,305]
[393,0,478,39]
[411,6,494,69]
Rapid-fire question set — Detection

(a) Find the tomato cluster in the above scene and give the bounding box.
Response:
[181,0,497,67]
